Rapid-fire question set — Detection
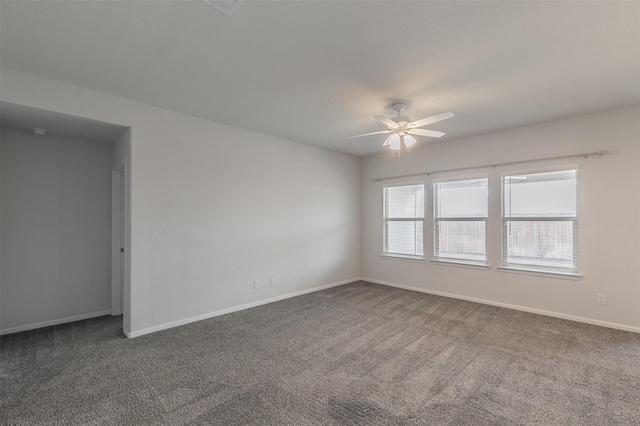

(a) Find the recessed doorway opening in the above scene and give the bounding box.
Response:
[0,101,131,337]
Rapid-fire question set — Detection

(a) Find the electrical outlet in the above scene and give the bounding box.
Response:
[596,293,606,305]
[254,280,261,289]
[270,277,276,286]
[371,263,376,271]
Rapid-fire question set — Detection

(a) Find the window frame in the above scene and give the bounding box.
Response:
[500,166,579,276]
[432,175,489,267]
[382,181,425,261]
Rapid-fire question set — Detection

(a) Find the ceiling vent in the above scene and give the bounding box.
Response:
[201,0,243,16]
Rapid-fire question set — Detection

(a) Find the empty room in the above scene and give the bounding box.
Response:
[1,1,639,425]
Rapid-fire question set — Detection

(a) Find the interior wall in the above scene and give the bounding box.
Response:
[362,105,640,331]
[0,128,113,333]
[0,68,362,337]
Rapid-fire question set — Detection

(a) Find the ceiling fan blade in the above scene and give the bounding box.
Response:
[407,112,454,129]
[408,129,445,138]
[347,130,392,139]
[374,115,399,128]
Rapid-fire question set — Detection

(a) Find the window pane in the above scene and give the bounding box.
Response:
[504,170,576,217]
[433,177,488,263]
[384,183,425,257]
[436,220,486,261]
[386,221,424,256]
[504,220,575,269]
[385,184,424,218]
[436,178,488,218]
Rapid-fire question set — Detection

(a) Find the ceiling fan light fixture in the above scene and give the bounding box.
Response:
[388,134,401,150]
[404,134,416,148]
[348,104,454,154]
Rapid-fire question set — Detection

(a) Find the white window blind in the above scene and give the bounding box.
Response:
[502,169,578,272]
[434,178,488,263]
[383,184,424,258]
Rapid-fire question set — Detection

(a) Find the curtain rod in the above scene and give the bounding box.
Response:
[371,150,609,183]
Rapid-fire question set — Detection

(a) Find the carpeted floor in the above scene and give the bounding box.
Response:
[1,281,639,425]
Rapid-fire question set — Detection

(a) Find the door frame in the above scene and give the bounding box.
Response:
[111,159,129,330]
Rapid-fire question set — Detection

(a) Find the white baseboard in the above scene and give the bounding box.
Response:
[128,278,360,338]
[364,278,640,334]
[0,310,112,336]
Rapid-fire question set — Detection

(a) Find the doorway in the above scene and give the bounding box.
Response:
[0,101,131,337]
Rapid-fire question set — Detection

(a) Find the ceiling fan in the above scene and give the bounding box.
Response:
[349,103,454,151]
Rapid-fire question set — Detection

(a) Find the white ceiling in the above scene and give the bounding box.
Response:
[1,1,638,157]
[0,101,128,143]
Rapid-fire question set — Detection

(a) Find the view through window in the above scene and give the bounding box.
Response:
[502,169,578,272]
[434,177,488,263]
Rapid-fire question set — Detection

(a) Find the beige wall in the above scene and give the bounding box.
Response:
[362,105,640,331]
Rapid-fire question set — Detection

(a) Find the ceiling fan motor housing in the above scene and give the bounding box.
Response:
[391,116,411,126]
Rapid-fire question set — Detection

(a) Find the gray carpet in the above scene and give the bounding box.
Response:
[1,281,639,425]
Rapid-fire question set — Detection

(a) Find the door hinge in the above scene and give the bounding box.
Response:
[120,248,124,253]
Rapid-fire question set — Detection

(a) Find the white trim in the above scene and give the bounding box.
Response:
[127,278,360,338]
[381,254,425,262]
[363,278,640,334]
[431,259,491,270]
[0,311,112,335]
[111,161,125,316]
[111,155,131,336]
[498,265,581,280]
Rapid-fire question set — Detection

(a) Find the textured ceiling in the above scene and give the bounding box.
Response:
[1,1,638,157]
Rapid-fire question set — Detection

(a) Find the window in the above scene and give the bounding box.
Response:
[434,177,488,264]
[383,183,424,258]
[502,169,578,273]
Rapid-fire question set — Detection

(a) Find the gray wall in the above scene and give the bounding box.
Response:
[1,128,113,332]
[1,68,363,337]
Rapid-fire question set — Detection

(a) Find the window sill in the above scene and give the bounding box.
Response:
[431,259,491,270]
[381,253,425,263]
[499,265,581,280]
